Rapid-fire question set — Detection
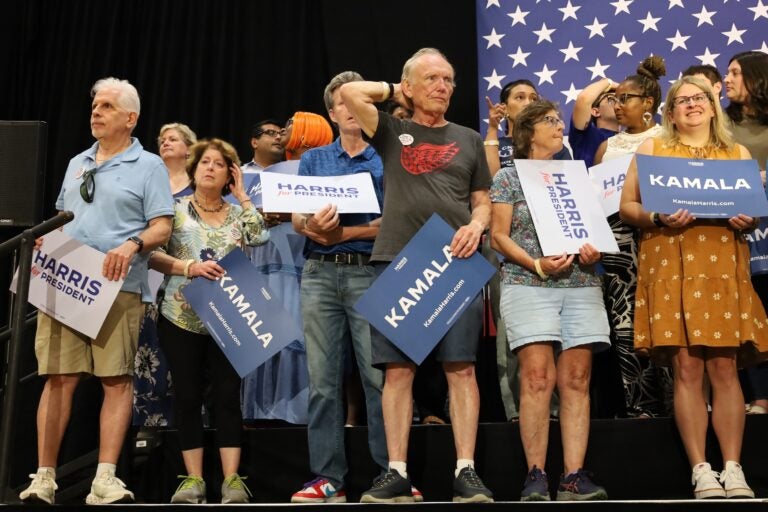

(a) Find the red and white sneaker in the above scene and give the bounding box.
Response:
[291,477,347,503]
[412,485,424,502]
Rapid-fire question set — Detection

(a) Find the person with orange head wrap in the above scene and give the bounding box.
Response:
[240,110,334,429]
[281,111,333,160]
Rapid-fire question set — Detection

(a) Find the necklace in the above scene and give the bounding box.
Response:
[193,194,225,213]
[678,142,715,160]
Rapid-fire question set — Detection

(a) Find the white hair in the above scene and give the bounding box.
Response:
[91,77,141,115]
[401,47,452,81]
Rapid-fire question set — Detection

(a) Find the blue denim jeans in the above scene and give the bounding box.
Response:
[300,259,386,488]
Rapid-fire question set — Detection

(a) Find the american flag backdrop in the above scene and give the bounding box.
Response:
[476,0,768,136]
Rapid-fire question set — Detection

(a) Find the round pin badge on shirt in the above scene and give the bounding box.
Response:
[399,134,414,146]
[75,167,86,179]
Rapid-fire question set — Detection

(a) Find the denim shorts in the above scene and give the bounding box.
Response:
[500,284,610,352]
[370,264,483,367]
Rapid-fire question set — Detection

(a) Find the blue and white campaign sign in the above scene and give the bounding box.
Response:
[181,248,302,377]
[241,160,301,209]
[588,155,633,217]
[745,218,768,276]
[261,172,380,214]
[636,155,768,218]
[354,214,496,365]
[10,229,123,338]
[516,159,619,256]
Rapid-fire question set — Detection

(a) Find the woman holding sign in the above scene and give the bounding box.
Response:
[491,101,610,502]
[620,76,768,499]
[149,138,268,503]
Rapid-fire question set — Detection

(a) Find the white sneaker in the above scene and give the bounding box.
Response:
[85,472,135,504]
[19,469,57,505]
[692,462,726,499]
[720,461,755,499]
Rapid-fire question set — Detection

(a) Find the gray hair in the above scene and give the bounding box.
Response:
[324,71,364,111]
[401,47,452,81]
[91,77,141,115]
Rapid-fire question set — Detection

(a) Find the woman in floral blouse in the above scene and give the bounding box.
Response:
[149,138,268,503]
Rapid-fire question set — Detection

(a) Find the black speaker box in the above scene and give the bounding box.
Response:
[0,121,47,227]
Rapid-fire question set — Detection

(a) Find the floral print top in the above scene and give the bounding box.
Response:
[490,163,600,288]
[159,195,269,334]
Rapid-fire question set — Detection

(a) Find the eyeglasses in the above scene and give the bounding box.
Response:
[593,93,617,107]
[257,129,281,138]
[672,93,711,107]
[80,169,96,203]
[607,93,646,105]
[538,115,564,127]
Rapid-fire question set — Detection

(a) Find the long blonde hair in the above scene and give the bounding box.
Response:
[661,76,733,149]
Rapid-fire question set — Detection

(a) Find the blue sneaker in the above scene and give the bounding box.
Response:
[556,469,608,501]
[521,465,550,501]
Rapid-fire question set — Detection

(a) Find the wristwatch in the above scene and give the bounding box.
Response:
[651,212,664,227]
[127,236,144,252]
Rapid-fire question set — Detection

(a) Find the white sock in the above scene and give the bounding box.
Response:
[389,461,408,478]
[38,467,56,479]
[455,459,474,478]
[96,462,117,478]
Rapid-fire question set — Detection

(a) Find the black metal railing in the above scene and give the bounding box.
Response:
[0,212,74,503]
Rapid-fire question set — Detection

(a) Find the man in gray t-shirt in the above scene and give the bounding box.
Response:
[341,47,493,504]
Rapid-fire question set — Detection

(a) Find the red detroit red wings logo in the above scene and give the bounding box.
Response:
[400,141,459,175]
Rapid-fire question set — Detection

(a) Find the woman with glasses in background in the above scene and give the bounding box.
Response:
[491,101,609,502]
[620,76,768,499]
[241,112,333,426]
[594,56,674,420]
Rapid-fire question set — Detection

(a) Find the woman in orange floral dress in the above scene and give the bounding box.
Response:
[620,76,768,500]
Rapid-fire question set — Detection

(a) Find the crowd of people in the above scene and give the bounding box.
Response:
[16,45,768,505]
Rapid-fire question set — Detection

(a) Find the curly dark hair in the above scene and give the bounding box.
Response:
[725,51,768,126]
[512,100,560,159]
[623,55,666,113]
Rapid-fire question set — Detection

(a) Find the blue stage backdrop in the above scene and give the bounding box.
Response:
[476,0,768,137]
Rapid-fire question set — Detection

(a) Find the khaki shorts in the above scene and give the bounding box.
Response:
[35,291,144,377]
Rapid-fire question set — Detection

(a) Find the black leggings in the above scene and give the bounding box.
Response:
[158,318,242,450]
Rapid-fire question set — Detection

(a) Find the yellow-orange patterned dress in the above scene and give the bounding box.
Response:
[634,138,768,366]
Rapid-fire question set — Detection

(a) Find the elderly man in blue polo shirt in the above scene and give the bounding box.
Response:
[19,77,174,505]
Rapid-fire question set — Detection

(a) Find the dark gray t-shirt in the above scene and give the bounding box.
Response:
[369,112,492,262]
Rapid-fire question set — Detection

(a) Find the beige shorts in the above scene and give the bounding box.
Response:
[35,291,144,377]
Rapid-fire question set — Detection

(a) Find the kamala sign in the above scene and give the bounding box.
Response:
[354,214,496,365]
[181,248,302,377]
[635,155,768,218]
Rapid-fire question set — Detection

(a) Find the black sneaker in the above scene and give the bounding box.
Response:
[359,470,414,503]
[521,465,550,501]
[453,466,494,503]
[556,469,608,501]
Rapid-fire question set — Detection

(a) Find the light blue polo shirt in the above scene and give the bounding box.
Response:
[56,138,174,301]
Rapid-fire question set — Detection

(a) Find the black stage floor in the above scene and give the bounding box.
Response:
[4,415,768,507]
